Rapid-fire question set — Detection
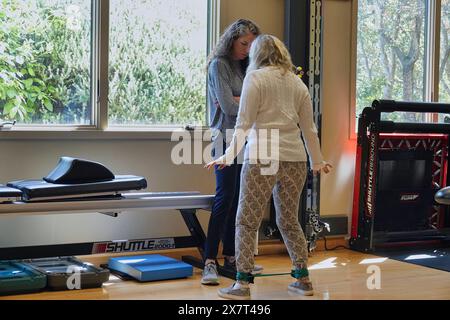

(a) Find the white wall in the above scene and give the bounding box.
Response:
[0,0,287,248]
[220,0,284,40]
[220,0,359,219]
[0,139,214,247]
[320,0,357,218]
[0,0,358,249]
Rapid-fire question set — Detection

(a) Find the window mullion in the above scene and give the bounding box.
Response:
[207,0,220,55]
[97,0,109,130]
[91,0,99,128]
[433,0,442,102]
[205,0,220,128]
[424,0,435,103]
[425,0,441,103]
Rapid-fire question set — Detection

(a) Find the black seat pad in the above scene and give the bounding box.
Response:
[8,175,147,201]
[0,185,23,198]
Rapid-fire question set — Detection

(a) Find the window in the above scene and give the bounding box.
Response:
[0,0,212,129]
[0,0,92,125]
[109,0,208,127]
[356,0,449,125]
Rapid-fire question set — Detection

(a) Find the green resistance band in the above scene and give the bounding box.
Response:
[236,269,309,284]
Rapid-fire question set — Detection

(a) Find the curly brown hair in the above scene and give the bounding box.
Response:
[207,19,261,67]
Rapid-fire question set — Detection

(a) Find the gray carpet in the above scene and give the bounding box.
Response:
[379,247,450,272]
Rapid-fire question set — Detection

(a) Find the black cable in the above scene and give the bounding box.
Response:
[322,236,349,251]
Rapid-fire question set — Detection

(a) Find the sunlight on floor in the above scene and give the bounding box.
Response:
[359,257,388,264]
[309,257,337,270]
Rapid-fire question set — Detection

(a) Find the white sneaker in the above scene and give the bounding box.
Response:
[218,282,251,300]
[288,280,314,296]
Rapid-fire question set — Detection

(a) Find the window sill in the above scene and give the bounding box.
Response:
[0,127,210,141]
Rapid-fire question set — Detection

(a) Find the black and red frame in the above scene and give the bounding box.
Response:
[350,100,450,252]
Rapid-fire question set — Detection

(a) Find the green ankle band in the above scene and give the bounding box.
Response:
[236,272,255,284]
[291,268,309,279]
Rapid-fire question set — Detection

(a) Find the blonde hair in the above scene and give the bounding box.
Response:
[207,19,261,66]
[247,35,295,74]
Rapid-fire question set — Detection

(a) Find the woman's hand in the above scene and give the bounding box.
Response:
[205,156,230,170]
[312,162,333,175]
[233,96,240,104]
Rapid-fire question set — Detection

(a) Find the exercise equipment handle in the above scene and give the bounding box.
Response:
[373,100,450,114]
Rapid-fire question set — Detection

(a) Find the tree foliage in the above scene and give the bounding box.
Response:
[0,0,91,124]
[108,0,206,126]
[357,0,450,122]
[0,0,207,126]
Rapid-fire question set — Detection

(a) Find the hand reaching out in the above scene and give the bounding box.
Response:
[312,162,333,176]
[205,156,230,170]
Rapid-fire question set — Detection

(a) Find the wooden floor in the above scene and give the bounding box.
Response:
[1,246,449,300]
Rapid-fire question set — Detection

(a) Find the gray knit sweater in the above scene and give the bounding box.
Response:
[207,57,245,138]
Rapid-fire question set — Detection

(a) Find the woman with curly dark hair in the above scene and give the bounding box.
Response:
[202,19,262,286]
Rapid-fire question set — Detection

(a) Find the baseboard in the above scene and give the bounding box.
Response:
[78,237,349,267]
[313,236,349,251]
[78,247,202,267]
[254,237,349,254]
[260,215,348,240]
[320,215,349,237]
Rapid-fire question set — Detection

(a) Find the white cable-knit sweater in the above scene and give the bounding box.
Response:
[220,66,324,166]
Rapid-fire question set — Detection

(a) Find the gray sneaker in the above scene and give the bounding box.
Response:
[223,259,264,275]
[201,263,219,285]
[218,283,251,300]
[288,279,314,296]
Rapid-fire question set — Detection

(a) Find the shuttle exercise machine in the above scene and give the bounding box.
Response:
[351,100,450,252]
[0,157,218,275]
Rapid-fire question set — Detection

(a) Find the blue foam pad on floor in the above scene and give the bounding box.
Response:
[108,255,193,282]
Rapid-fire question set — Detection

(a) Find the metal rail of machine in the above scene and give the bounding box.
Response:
[0,192,233,276]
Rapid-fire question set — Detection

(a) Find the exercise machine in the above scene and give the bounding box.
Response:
[351,100,450,252]
[0,157,214,274]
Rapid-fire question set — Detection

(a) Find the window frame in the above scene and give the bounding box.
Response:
[350,0,445,139]
[0,0,218,137]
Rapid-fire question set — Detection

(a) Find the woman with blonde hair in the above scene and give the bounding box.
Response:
[206,34,332,300]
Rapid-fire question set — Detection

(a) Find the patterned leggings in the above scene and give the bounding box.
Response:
[236,161,309,274]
